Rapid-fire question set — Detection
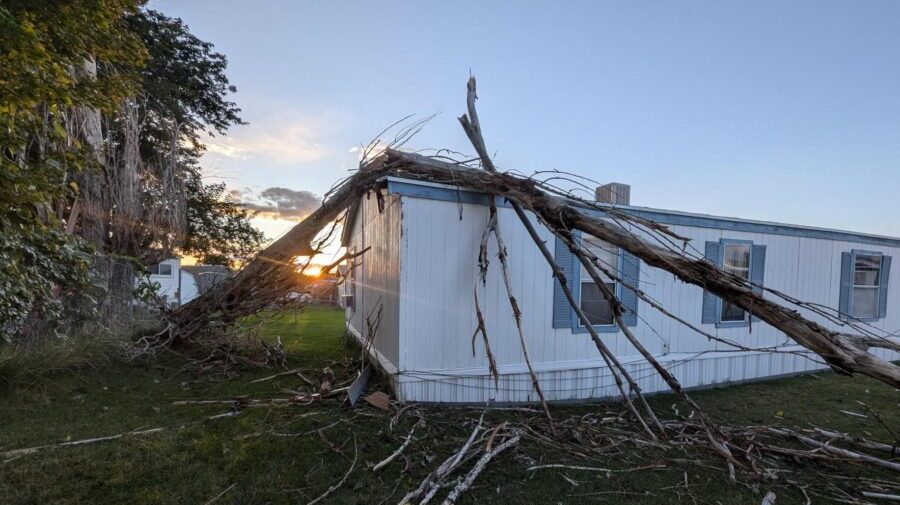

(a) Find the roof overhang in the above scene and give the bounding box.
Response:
[374,176,900,248]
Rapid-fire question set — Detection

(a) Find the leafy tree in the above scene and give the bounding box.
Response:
[116,9,261,267]
[126,10,244,147]
[183,180,264,266]
[0,3,263,339]
[0,1,144,340]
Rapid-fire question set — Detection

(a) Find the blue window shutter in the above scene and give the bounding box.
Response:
[701,241,721,324]
[838,252,852,321]
[749,245,766,322]
[878,255,892,319]
[619,250,640,326]
[552,236,576,328]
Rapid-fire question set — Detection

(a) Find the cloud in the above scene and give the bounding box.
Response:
[348,139,388,162]
[204,111,335,165]
[231,186,321,221]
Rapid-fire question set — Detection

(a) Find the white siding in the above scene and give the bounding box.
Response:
[180,270,199,304]
[346,192,402,373]
[390,197,900,403]
[147,258,181,304]
[346,189,900,403]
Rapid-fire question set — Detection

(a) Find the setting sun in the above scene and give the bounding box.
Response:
[302,265,322,277]
[293,255,324,277]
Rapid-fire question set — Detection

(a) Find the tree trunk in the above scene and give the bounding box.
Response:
[170,148,900,388]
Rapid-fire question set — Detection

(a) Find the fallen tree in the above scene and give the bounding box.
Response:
[159,92,900,492]
[166,77,900,411]
[169,154,900,390]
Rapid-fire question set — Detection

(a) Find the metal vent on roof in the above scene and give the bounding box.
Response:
[595,182,631,205]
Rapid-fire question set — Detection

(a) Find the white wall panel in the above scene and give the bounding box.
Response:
[346,193,402,366]
[347,191,900,403]
[146,258,181,304]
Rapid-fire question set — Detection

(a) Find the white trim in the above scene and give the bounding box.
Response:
[383,176,900,245]
[346,323,399,375]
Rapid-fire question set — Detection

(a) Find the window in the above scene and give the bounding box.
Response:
[149,262,173,276]
[720,243,751,322]
[701,239,766,327]
[851,253,881,319]
[552,232,640,331]
[578,236,618,326]
[840,250,892,321]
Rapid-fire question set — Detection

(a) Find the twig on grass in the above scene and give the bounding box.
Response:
[399,412,486,505]
[857,401,900,447]
[526,463,666,473]
[1,428,165,459]
[373,416,424,472]
[767,427,900,472]
[861,491,900,502]
[203,483,236,505]
[249,367,315,385]
[171,387,351,409]
[306,435,358,505]
[440,431,522,505]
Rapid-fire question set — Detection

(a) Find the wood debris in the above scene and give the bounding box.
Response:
[319,367,335,396]
[249,367,315,384]
[364,391,392,411]
[373,415,424,472]
[1,428,165,459]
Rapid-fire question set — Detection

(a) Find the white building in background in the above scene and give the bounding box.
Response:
[341,177,899,404]
[146,258,182,306]
[145,258,230,306]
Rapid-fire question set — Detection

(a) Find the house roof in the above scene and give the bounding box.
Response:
[182,265,231,293]
[337,175,900,248]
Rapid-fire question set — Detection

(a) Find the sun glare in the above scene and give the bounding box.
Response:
[302,265,323,277]
[294,255,329,277]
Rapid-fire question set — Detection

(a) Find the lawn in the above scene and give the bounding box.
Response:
[0,307,897,504]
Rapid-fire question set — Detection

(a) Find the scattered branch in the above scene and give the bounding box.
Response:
[373,416,424,472]
[306,435,358,505]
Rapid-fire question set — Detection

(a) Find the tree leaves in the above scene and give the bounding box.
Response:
[0,2,261,338]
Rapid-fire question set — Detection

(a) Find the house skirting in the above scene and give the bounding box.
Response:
[348,322,900,405]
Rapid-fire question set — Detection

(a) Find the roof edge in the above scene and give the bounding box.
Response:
[384,176,900,248]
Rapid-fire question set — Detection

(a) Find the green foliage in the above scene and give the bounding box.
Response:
[123,8,259,267]
[182,181,264,266]
[0,2,263,338]
[0,1,145,340]
[0,221,92,340]
[127,9,244,146]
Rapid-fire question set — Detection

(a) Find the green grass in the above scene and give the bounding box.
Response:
[0,307,897,504]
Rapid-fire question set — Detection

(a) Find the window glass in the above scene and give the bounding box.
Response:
[720,243,750,322]
[149,263,173,276]
[853,255,881,286]
[852,287,878,319]
[851,254,881,318]
[579,236,617,326]
[580,236,618,281]
[581,282,614,325]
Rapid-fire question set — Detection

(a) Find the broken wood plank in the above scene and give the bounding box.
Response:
[364,391,391,411]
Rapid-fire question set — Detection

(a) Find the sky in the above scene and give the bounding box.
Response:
[153,0,900,249]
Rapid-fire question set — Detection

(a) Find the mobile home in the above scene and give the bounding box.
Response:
[341,177,899,403]
[144,259,230,307]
